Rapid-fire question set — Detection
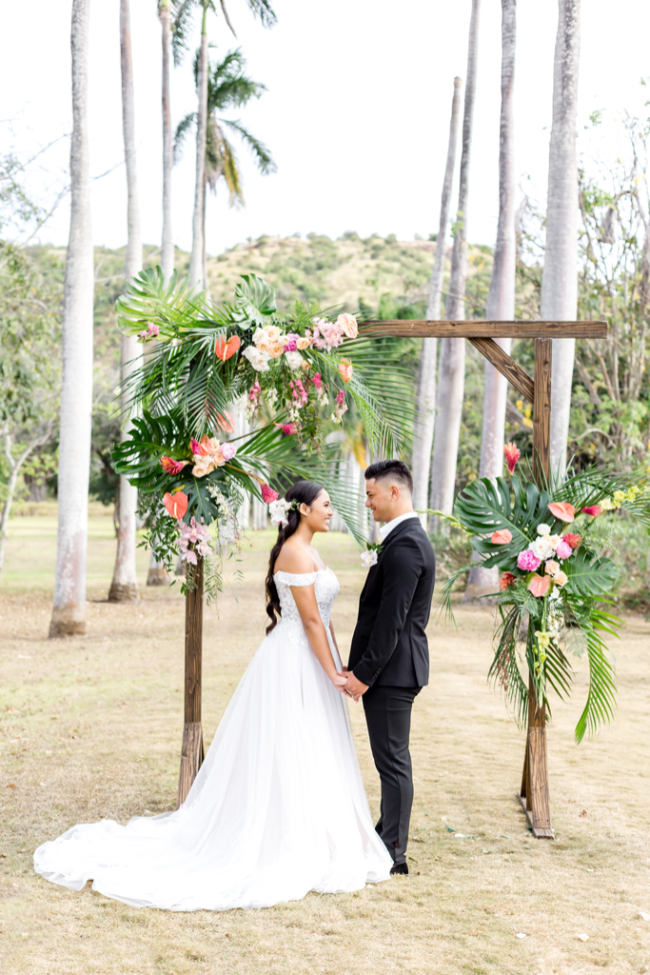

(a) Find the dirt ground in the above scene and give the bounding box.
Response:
[1,516,650,975]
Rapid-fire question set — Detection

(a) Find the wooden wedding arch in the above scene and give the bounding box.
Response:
[177,318,608,840]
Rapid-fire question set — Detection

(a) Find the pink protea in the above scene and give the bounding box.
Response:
[504,442,521,475]
[517,549,541,572]
[562,533,582,549]
[261,483,279,504]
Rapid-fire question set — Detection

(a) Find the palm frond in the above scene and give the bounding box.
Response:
[173,112,196,163]
[221,120,276,174]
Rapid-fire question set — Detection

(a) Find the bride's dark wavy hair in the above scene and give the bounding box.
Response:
[264,480,325,634]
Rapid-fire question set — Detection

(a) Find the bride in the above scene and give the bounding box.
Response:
[34,480,393,911]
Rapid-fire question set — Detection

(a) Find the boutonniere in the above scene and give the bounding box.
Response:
[360,541,383,569]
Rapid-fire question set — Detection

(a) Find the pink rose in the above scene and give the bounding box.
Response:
[220,442,237,461]
[261,484,279,504]
[555,540,572,560]
[517,549,541,572]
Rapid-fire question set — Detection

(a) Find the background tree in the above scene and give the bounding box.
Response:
[0,171,61,576]
[465,0,516,599]
[159,0,174,282]
[429,0,481,527]
[542,0,580,475]
[172,0,276,290]
[174,47,276,293]
[412,76,462,523]
[49,0,95,638]
[109,0,143,603]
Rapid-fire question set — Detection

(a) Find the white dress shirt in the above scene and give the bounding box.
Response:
[379,511,420,541]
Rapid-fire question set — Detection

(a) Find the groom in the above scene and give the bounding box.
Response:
[344,460,436,875]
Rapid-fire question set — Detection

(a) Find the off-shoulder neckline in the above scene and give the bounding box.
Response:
[274,566,330,578]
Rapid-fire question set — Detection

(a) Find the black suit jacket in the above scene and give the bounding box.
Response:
[348,517,436,688]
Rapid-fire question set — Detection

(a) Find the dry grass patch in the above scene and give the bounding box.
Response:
[1,521,650,973]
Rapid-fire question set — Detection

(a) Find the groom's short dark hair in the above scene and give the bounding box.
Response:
[365,459,413,494]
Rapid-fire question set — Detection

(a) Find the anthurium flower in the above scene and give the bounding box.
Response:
[216,412,236,433]
[499,572,515,590]
[160,456,189,475]
[215,335,241,361]
[547,501,575,523]
[163,490,188,520]
[504,442,521,474]
[582,505,602,517]
[338,360,353,383]
[561,533,582,549]
[190,438,208,456]
[528,573,551,598]
[261,483,279,504]
[491,529,512,545]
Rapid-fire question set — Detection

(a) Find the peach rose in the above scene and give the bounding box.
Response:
[337,313,358,339]
[263,325,282,343]
[296,337,310,350]
[269,341,285,358]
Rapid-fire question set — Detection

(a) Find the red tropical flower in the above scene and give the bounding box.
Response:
[561,533,582,549]
[215,335,241,361]
[582,505,602,517]
[499,572,516,590]
[163,491,188,520]
[504,442,521,475]
[261,483,279,504]
[190,438,208,456]
[160,456,189,475]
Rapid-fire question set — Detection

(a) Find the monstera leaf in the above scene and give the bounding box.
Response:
[225,273,277,328]
[563,548,618,597]
[112,410,189,490]
[455,476,552,570]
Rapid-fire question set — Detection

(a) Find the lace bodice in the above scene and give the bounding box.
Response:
[274,567,340,627]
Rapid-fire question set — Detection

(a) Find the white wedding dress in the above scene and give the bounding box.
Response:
[34,568,392,911]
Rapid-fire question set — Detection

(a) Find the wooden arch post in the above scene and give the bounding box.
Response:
[177,555,205,807]
[363,319,607,838]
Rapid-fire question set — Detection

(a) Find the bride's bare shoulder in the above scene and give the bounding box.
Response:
[274,542,316,575]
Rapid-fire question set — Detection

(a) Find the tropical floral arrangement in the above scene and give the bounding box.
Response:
[112,268,409,598]
[443,442,650,742]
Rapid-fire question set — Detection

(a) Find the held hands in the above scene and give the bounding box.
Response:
[340,669,369,703]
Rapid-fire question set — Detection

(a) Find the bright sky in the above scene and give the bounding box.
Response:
[3,0,650,258]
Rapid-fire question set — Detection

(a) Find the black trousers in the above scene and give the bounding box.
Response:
[362,684,421,866]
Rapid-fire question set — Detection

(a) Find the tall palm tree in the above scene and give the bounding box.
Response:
[172,0,276,289]
[109,0,143,603]
[429,0,480,528]
[175,47,276,290]
[465,0,516,600]
[49,0,94,637]
[542,0,580,475]
[159,0,174,281]
[412,76,462,523]
[147,0,175,587]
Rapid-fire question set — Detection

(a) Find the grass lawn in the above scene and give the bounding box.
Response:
[1,514,650,974]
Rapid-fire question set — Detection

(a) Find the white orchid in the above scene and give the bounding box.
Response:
[269,499,291,527]
[360,549,378,568]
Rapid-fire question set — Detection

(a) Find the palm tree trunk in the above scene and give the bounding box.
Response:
[412,76,462,524]
[465,0,516,600]
[543,0,580,475]
[188,3,209,290]
[159,0,174,282]
[429,0,480,529]
[49,0,94,638]
[109,0,142,603]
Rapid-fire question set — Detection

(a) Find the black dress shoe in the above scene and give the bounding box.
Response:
[390,862,408,875]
